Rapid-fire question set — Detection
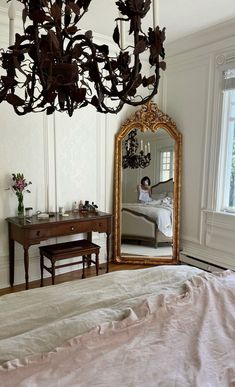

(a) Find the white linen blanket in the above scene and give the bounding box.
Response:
[122,202,172,237]
[1,270,235,387]
[0,266,201,365]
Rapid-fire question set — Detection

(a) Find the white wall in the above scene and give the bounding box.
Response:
[162,18,235,270]
[0,7,130,289]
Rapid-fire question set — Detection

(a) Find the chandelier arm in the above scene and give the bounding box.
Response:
[64,35,118,98]
[33,22,47,89]
[65,32,146,101]
[64,33,86,53]
[81,40,124,100]
[95,55,123,97]
[74,7,89,23]
[27,63,38,107]
[98,28,163,103]
[102,26,142,99]
[13,104,48,115]
[118,74,160,106]
[54,10,63,62]
[90,54,159,113]
[98,99,125,114]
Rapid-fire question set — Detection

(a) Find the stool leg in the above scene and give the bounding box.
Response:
[95,253,99,276]
[82,256,86,279]
[52,261,55,285]
[40,251,44,287]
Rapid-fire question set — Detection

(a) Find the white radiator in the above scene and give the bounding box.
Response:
[180,252,227,273]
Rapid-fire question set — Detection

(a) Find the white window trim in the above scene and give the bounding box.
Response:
[217,73,235,213]
[208,56,235,217]
[159,146,174,182]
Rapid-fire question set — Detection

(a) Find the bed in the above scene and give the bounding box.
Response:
[122,179,173,247]
[1,265,235,386]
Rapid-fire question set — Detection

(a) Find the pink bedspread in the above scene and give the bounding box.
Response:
[1,271,235,387]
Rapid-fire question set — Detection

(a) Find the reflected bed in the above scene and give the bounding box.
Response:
[1,265,235,386]
[122,179,173,247]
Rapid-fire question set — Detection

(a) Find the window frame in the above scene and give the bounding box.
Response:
[159,146,174,182]
[217,69,235,213]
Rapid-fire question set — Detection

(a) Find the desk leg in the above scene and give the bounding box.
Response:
[24,247,29,290]
[106,232,111,273]
[87,232,92,268]
[9,238,15,287]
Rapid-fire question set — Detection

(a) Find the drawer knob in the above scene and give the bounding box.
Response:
[37,231,40,236]
[71,226,74,231]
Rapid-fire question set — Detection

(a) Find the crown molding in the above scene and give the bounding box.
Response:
[166,17,235,57]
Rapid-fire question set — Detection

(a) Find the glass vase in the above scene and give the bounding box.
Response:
[17,193,24,218]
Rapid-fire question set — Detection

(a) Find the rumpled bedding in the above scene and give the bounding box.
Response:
[0,265,201,365]
[1,270,235,387]
[122,202,172,237]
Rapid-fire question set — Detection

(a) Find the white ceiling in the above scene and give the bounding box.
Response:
[1,0,235,43]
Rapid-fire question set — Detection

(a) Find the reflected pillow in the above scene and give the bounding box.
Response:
[162,196,172,205]
[151,192,167,201]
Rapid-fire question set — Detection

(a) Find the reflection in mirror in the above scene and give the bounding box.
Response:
[121,129,175,259]
[114,101,181,265]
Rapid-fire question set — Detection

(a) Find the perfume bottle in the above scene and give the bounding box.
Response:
[72,201,78,212]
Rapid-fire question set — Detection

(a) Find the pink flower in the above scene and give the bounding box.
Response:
[12,173,32,195]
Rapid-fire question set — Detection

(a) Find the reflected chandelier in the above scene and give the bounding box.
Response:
[122,128,151,169]
[0,0,166,116]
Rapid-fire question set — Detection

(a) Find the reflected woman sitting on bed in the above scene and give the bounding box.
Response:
[137,176,153,203]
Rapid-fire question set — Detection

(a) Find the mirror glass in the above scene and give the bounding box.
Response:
[114,102,181,265]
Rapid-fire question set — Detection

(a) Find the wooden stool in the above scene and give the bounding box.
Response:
[39,239,100,286]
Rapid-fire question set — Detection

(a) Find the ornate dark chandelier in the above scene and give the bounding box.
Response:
[0,0,166,116]
[122,128,151,169]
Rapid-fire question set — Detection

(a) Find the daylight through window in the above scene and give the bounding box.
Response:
[160,149,174,181]
[219,69,235,212]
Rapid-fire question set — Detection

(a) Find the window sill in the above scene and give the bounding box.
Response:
[203,209,235,217]
[202,209,235,231]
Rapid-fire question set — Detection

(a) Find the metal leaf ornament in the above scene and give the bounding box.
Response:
[0,0,166,116]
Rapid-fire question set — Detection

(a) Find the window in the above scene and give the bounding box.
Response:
[160,148,174,181]
[219,69,235,212]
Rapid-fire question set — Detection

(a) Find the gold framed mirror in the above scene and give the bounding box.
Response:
[114,101,182,265]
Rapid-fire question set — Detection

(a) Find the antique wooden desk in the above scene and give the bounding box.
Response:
[6,211,112,290]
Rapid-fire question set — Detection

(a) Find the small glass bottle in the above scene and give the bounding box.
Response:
[72,201,78,212]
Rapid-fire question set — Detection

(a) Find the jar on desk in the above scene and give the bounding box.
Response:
[25,207,33,218]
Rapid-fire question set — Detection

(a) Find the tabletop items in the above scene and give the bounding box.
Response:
[72,200,98,214]
[16,201,99,219]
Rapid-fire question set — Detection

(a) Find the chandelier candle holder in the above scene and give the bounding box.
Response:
[122,129,151,169]
[0,0,166,116]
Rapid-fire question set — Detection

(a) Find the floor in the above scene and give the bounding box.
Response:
[0,262,155,297]
[121,243,172,257]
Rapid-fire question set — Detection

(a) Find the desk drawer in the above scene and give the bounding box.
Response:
[92,219,108,232]
[49,221,96,238]
[26,218,110,242]
[28,228,51,241]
